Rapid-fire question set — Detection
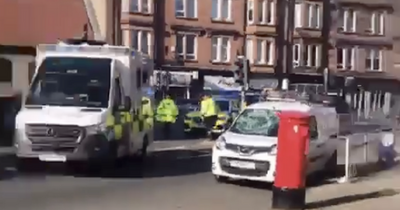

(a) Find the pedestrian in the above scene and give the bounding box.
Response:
[155,93,179,140]
[200,93,217,139]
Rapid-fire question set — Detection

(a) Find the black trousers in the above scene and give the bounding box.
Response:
[203,115,217,133]
[162,122,173,140]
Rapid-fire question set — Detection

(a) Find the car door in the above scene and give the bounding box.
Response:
[307,116,326,173]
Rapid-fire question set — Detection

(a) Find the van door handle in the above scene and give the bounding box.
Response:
[316,143,324,148]
[330,134,338,138]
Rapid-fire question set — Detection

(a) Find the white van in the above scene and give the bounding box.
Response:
[211,96,339,183]
[14,40,154,170]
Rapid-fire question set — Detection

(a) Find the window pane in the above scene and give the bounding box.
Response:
[266,41,271,63]
[222,0,229,19]
[175,0,184,16]
[186,35,195,55]
[258,0,263,22]
[346,48,353,69]
[303,45,309,66]
[337,48,343,67]
[212,37,218,60]
[142,0,149,13]
[131,30,138,50]
[187,0,196,17]
[212,0,218,19]
[131,0,139,12]
[221,38,229,61]
[247,0,254,22]
[176,34,184,54]
[310,45,317,66]
[141,32,149,54]
[266,0,273,23]
[256,40,262,62]
[293,45,299,61]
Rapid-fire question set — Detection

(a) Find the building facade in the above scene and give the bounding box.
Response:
[122,0,399,91]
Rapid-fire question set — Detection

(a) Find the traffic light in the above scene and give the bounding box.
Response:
[233,58,244,85]
[232,56,250,87]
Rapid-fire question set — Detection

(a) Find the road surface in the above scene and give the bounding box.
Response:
[0,138,380,210]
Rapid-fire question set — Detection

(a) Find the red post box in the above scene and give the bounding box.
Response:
[272,111,310,210]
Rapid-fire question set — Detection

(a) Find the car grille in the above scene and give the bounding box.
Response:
[219,157,270,177]
[25,124,84,150]
[225,143,273,155]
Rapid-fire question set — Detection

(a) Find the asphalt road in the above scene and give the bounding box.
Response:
[0,138,381,210]
[0,140,275,210]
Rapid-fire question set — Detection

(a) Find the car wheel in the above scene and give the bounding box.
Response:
[214,175,229,183]
[210,133,219,140]
[323,150,338,178]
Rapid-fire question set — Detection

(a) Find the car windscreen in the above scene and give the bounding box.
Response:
[229,108,279,137]
[26,57,111,108]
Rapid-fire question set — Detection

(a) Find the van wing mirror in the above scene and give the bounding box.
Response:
[124,96,132,110]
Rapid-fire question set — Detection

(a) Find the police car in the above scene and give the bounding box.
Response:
[211,91,339,183]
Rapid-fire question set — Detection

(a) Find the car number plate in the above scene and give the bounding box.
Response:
[229,160,255,169]
[39,154,66,162]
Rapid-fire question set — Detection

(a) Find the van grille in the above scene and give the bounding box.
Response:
[25,124,84,145]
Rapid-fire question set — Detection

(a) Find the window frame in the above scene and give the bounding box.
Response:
[336,47,355,70]
[294,3,303,28]
[131,30,152,55]
[365,48,383,71]
[211,0,232,21]
[371,12,384,35]
[303,44,320,67]
[176,33,198,60]
[247,0,255,24]
[211,36,231,63]
[341,9,357,32]
[307,4,321,29]
[130,0,151,14]
[175,0,198,18]
[293,44,301,67]
[258,0,275,25]
[255,39,274,65]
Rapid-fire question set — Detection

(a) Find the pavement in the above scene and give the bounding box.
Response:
[0,137,399,210]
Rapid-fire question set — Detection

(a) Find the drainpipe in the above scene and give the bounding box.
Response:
[82,0,105,41]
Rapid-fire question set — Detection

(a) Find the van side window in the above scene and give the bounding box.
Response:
[114,78,123,107]
[142,70,148,84]
[136,68,142,88]
[309,116,319,139]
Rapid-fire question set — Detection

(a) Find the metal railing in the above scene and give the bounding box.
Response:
[337,117,399,183]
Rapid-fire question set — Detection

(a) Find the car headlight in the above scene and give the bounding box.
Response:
[269,145,277,155]
[215,136,226,150]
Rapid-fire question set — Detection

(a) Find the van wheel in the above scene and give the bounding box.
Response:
[214,175,229,183]
[16,158,38,173]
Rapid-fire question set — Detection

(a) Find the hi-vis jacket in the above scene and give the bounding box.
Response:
[141,96,154,130]
[105,97,154,141]
[156,98,179,123]
[200,97,217,117]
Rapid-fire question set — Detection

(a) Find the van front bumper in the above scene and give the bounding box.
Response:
[14,130,111,161]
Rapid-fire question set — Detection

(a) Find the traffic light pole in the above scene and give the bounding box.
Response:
[240,86,246,111]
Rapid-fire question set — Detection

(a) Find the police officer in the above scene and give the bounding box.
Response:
[141,96,154,131]
[156,93,179,140]
[200,93,217,138]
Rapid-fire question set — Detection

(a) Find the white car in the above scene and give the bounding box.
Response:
[211,99,339,183]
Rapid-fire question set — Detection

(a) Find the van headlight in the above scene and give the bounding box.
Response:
[269,145,277,155]
[85,123,107,134]
[215,136,226,150]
